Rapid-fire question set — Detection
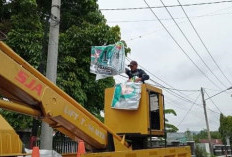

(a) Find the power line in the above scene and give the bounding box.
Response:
[124,6,232,42]
[204,89,222,113]
[100,0,232,11]
[177,93,201,127]
[162,87,200,92]
[143,0,222,89]
[150,78,221,114]
[149,78,201,105]
[107,12,232,23]
[149,78,199,92]
[120,67,200,102]
[159,0,227,89]
[119,70,203,109]
[163,83,221,115]
[126,57,222,114]
[165,97,187,110]
[205,86,232,100]
[126,57,199,92]
[176,0,232,87]
[126,57,207,108]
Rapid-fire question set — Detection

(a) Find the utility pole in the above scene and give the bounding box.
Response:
[201,87,213,155]
[40,0,61,150]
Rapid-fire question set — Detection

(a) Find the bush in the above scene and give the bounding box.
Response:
[195,145,208,157]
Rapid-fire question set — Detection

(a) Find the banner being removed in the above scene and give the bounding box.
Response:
[90,42,125,79]
[111,82,142,110]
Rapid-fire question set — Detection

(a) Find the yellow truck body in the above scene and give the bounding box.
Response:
[0,115,22,156]
[105,84,164,136]
[62,146,191,157]
[0,41,191,157]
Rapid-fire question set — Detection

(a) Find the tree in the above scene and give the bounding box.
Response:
[0,0,130,130]
[0,109,33,130]
[0,0,43,130]
[165,109,178,132]
[185,129,193,141]
[193,129,221,143]
[0,0,11,35]
[195,145,208,157]
[219,113,232,144]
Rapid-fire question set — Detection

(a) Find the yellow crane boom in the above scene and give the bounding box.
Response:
[0,41,129,151]
[0,41,191,157]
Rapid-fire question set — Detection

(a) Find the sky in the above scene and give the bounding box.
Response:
[97,0,232,132]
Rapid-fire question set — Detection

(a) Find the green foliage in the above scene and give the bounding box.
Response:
[219,113,232,143]
[6,0,43,67]
[165,109,178,132]
[0,109,33,130]
[211,131,222,139]
[185,129,193,141]
[193,129,221,143]
[165,123,178,132]
[57,22,123,114]
[60,0,106,31]
[0,0,11,35]
[164,109,177,116]
[0,0,42,131]
[195,145,208,157]
[0,0,130,130]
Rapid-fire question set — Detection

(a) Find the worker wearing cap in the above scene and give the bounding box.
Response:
[125,61,149,83]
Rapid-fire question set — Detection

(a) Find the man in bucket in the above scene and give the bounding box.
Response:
[126,61,149,83]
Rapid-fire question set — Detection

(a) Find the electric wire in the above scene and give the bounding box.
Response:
[176,0,232,86]
[204,89,222,113]
[126,57,199,92]
[127,57,221,116]
[116,3,225,129]
[159,0,227,89]
[126,59,201,104]
[164,92,220,128]
[143,0,222,90]
[107,12,232,23]
[165,93,201,109]
[127,57,215,110]
[100,0,232,11]
[149,78,202,105]
[149,75,221,115]
[205,86,232,100]
[117,65,221,119]
[126,56,222,114]
[165,90,220,115]
[177,93,201,127]
[124,6,232,42]
[127,56,215,112]
[165,98,187,110]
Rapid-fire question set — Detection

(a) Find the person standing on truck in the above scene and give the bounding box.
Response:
[125,60,149,83]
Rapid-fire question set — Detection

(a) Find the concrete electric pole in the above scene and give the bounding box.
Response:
[201,87,213,155]
[40,0,61,150]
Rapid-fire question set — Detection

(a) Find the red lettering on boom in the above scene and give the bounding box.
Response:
[25,79,36,88]
[32,84,42,96]
[15,70,28,84]
[15,70,43,96]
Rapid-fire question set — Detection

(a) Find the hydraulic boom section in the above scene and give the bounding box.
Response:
[0,41,129,151]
